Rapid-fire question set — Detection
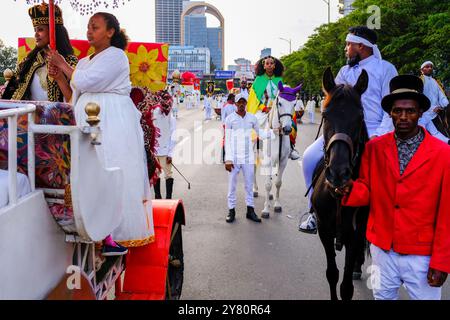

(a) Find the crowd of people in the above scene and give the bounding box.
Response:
[1,2,449,300]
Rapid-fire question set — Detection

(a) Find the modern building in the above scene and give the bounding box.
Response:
[168,45,211,78]
[207,27,223,70]
[227,58,254,80]
[260,48,272,59]
[338,0,355,16]
[184,13,207,47]
[181,2,225,69]
[155,0,189,45]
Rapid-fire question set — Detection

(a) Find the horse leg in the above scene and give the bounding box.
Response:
[261,174,272,218]
[318,228,339,300]
[274,160,287,213]
[253,163,259,197]
[273,174,282,213]
[340,211,358,300]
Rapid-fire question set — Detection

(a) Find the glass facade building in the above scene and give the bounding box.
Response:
[155,0,189,45]
[207,27,223,70]
[168,46,211,77]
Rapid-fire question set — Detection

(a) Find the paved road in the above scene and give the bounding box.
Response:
[166,103,450,300]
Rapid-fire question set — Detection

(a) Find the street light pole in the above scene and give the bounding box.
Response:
[279,37,292,54]
[322,0,330,24]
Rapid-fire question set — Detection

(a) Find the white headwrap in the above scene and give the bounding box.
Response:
[346,34,382,60]
[420,61,434,70]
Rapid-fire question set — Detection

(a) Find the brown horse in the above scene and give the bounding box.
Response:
[311,67,370,300]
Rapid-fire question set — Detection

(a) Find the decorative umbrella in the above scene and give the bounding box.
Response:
[181,72,197,86]
[15,0,133,49]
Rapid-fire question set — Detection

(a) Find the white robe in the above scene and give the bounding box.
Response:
[71,46,154,246]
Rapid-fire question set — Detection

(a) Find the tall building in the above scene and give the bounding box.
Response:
[207,27,223,70]
[155,0,189,45]
[338,0,355,16]
[168,46,211,77]
[181,2,225,69]
[184,13,207,48]
[260,48,272,58]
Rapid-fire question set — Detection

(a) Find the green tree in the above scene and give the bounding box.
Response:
[282,0,450,92]
[0,39,18,85]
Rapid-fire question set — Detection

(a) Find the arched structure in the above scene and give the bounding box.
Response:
[181,2,225,70]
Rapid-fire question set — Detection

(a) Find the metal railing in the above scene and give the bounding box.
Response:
[0,103,36,206]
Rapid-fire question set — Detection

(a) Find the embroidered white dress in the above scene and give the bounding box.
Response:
[71,46,154,246]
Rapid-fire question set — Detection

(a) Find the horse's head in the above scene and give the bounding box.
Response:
[322,67,368,190]
[276,82,302,135]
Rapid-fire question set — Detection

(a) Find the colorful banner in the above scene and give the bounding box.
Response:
[18,38,169,92]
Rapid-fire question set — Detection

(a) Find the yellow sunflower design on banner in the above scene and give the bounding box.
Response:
[127,44,168,92]
[18,38,169,93]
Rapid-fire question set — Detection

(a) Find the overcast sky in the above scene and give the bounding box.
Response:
[0,0,341,67]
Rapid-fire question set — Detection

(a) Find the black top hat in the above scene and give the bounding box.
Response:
[29,3,64,27]
[381,75,430,113]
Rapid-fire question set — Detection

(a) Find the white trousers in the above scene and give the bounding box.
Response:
[227,164,254,209]
[370,244,441,300]
[419,118,449,143]
[308,110,315,124]
[302,135,325,207]
[205,107,212,120]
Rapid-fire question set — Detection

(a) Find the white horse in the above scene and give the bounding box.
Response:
[255,82,302,218]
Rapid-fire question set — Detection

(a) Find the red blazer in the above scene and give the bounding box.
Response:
[343,129,450,273]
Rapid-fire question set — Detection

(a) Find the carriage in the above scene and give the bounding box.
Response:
[0,37,185,300]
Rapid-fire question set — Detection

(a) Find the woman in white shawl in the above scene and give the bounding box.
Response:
[48,12,153,256]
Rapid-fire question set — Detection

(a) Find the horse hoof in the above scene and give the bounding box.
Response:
[274,207,282,213]
[269,194,274,201]
[352,272,362,280]
[253,192,258,198]
[261,212,270,219]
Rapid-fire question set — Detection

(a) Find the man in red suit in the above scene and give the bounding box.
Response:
[338,75,450,300]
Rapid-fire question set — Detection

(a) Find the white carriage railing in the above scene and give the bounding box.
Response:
[0,103,36,206]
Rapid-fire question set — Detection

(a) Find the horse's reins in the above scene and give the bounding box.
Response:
[304,115,325,198]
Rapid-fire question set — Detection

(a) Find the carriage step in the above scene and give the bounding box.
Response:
[65,234,93,244]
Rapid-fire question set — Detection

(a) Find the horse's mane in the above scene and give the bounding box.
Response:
[322,84,363,112]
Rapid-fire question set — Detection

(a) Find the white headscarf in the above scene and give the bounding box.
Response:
[346,34,382,60]
[420,61,434,70]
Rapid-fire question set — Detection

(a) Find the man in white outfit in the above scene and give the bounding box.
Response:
[204,94,213,120]
[299,26,398,234]
[225,93,275,223]
[153,102,177,199]
[419,61,449,144]
[306,96,317,124]
[239,79,250,99]
[221,94,237,162]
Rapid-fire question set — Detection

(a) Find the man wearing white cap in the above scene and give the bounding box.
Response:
[300,26,398,234]
[239,78,250,99]
[224,93,275,223]
[419,61,449,144]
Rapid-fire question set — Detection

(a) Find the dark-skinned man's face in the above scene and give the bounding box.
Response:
[390,99,423,138]
[345,41,362,67]
[422,64,433,76]
[236,99,247,113]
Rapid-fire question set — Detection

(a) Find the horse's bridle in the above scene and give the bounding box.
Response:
[274,95,296,130]
[323,120,363,171]
[324,133,355,167]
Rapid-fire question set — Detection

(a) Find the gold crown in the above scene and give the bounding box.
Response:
[28,2,63,27]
